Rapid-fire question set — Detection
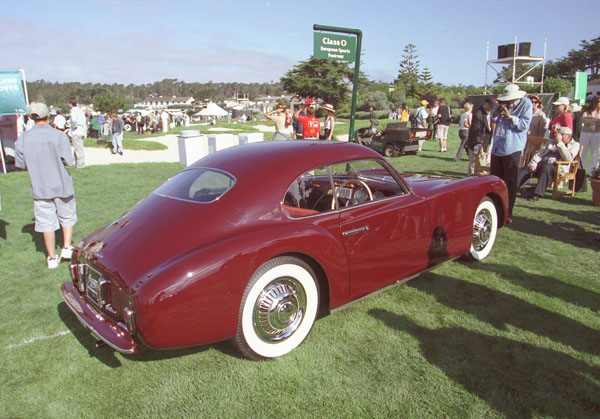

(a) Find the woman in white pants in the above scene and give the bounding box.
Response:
[580,96,600,173]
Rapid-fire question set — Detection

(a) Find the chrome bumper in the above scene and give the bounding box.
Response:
[61,281,137,354]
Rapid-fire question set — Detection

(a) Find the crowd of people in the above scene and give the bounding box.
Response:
[4,87,600,268]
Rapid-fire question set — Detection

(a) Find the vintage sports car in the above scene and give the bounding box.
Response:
[61,141,508,360]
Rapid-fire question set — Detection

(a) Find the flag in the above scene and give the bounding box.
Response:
[0,70,27,115]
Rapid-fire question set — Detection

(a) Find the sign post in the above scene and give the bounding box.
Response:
[313,24,362,143]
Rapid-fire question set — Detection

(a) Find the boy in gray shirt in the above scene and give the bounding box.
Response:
[15,102,78,269]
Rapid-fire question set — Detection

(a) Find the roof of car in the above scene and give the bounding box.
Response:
[189,140,382,182]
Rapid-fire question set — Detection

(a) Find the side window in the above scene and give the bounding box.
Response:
[283,159,405,218]
[328,159,405,206]
[283,166,334,218]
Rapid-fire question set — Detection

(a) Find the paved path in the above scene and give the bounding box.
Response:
[84,134,180,166]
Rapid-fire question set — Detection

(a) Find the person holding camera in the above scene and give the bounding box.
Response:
[265,103,291,140]
[491,84,533,221]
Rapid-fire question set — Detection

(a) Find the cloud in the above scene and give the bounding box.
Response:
[0,19,294,84]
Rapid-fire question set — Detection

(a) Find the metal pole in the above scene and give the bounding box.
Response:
[313,24,362,142]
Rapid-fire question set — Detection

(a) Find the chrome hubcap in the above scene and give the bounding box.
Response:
[472,209,492,251]
[254,278,306,342]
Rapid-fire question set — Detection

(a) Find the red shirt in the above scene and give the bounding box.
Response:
[298,115,320,139]
[549,112,573,139]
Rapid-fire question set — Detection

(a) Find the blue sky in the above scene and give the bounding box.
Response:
[2,0,598,87]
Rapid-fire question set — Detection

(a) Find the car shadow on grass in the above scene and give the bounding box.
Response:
[369,308,600,418]
[462,262,600,313]
[57,302,123,368]
[508,213,598,251]
[407,273,600,355]
[57,302,242,366]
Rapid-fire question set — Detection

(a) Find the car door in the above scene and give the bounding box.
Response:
[333,161,431,297]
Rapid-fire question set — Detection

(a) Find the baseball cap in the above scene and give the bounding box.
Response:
[27,102,50,119]
[304,98,314,105]
[559,126,572,135]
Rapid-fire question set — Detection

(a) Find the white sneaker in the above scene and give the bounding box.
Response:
[47,255,61,269]
[61,246,74,260]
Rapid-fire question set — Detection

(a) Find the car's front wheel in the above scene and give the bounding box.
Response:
[467,197,498,261]
[234,256,319,360]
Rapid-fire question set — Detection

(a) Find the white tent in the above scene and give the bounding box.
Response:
[194,102,228,117]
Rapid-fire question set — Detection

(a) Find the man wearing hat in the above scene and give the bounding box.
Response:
[491,84,533,219]
[293,98,313,139]
[517,126,580,201]
[14,102,78,269]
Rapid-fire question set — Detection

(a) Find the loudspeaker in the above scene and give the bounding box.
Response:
[518,42,531,56]
[505,43,516,57]
[497,45,507,59]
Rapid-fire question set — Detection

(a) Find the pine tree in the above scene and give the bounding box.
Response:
[420,66,434,96]
[395,44,421,98]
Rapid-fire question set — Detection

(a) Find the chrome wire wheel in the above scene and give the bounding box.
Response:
[235,256,319,360]
[472,209,492,251]
[467,197,498,261]
[253,278,306,342]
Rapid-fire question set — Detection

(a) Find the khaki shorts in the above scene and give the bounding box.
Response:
[33,196,77,232]
[436,124,449,139]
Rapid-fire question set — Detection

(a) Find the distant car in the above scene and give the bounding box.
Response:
[61,141,508,360]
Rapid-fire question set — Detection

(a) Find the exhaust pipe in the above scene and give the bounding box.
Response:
[94,340,107,349]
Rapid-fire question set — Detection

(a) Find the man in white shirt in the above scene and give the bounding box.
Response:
[53,110,66,131]
[67,97,87,168]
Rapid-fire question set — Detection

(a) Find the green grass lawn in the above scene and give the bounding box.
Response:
[1,127,599,417]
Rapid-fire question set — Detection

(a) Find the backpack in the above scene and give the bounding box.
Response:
[410,108,419,127]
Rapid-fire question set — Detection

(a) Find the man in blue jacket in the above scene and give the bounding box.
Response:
[491,84,533,221]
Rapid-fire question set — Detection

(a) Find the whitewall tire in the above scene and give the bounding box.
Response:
[467,197,498,261]
[234,256,319,360]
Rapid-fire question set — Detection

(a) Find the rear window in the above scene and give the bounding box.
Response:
[153,168,235,203]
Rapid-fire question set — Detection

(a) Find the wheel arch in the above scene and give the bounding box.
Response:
[275,251,331,318]
[486,192,507,228]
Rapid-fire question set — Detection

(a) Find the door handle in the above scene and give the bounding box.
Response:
[343,225,371,236]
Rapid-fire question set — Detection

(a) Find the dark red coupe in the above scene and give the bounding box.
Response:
[61,141,508,360]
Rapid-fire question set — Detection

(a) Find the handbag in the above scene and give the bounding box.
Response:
[573,168,587,192]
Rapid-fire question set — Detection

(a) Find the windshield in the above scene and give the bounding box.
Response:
[153,168,235,203]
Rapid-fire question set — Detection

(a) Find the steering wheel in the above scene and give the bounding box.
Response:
[331,179,374,209]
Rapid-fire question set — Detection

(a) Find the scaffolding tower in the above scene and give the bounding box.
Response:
[485,37,547,94]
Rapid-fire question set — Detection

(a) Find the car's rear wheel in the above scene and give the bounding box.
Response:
[467,197,497,261]
[234,256,319,360]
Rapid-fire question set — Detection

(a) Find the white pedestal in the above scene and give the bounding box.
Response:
[207,134,236,154]
[178,131,208,166]
[238,132,264,145]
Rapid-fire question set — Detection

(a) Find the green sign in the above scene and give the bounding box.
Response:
[0,70,27,115]
[313,32,356,62]
[574,71,588,104]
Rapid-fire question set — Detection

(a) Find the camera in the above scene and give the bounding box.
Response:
[497,104,506,113]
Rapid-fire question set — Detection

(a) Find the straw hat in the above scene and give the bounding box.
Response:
[497,84,526,101]
[322,104,335,113]
[570,103,582,112]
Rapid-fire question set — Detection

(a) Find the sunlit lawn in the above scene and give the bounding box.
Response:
[1,126,599,417]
